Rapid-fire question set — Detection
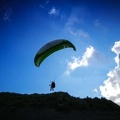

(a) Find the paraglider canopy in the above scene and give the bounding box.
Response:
[34,39,76,67]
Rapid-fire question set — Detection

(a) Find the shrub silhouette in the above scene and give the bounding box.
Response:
[0,92,120,120]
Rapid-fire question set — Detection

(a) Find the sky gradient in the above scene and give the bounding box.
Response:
[0,0,120,105]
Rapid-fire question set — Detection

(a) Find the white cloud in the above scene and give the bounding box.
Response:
[69,46,94,69]
[65,8,89,38]
[112,41,120,67]
[65,15,81,27]
[3,8,12,21]
[46,0,49,4]
[64,46,108,76]
[65,46,95,75]
[40,1,59,16]
[94,19,108,33]
[48,7,59,15]
[93,89,100,96]
[93,89,98,94]
[40,0,49,8]
[94,19,101,27]
[69,29,89,38]
[100,41,120,106]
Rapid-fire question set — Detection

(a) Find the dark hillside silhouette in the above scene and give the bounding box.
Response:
[0,92,120,120]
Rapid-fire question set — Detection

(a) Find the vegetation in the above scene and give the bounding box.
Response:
[0,92,120,120]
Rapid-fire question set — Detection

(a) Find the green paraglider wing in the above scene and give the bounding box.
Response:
[34,39,76,67]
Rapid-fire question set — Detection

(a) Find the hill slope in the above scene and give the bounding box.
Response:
[0,92,120,120]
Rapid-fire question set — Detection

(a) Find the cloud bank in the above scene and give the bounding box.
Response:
[100,41,120,106]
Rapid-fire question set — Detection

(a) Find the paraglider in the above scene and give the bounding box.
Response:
[34,39,76,67]
[34,39,76,91]
[49,81,55,91]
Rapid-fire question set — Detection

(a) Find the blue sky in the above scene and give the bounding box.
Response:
[0,0,120,105]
